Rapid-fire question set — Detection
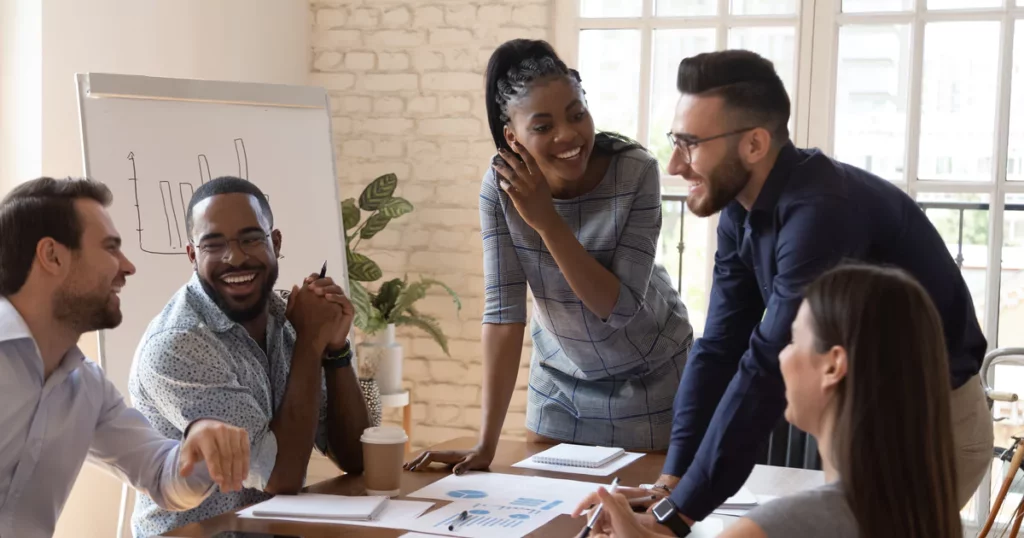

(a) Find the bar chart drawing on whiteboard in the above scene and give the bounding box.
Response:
[128,138,253,255]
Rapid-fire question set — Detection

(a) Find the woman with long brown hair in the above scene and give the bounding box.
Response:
[578,264,962,538]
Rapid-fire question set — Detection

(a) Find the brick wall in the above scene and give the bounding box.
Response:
[310,0,553,450]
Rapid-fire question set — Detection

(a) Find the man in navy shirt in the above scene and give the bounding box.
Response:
[633,50,992,534]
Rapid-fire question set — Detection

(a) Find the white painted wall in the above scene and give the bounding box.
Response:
[0,0,43,189]
[1,1,310,537]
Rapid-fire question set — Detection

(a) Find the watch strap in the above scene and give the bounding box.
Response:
[653,499,691,537]
[322,341,353,369]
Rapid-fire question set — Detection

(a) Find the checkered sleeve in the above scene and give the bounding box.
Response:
[603,158,661,329]
[480,167,528,324]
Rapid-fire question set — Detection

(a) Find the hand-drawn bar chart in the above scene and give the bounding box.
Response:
[128,138,250,255]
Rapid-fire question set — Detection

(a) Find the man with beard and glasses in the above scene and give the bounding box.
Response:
[128,176,370,536]
[0,177,251,538]
[579,50,992,537]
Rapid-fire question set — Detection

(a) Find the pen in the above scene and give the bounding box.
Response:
[580,477,620,538]
[448,510,469,531]
[318,260,327,279]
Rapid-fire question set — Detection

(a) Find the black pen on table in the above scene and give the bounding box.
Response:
[448,510,469,531]
[581,476,620,538]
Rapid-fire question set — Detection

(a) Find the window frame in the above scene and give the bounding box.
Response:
[553,0,1024,531]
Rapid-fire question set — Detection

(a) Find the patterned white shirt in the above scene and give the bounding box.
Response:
[128,274,329,537]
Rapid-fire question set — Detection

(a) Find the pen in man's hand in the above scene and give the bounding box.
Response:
[449,510,469,531]
[580,477,620,538]
[319,260,327,279]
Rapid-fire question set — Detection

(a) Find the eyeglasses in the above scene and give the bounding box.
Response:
[666,127,757,165]
[194,231,271,259]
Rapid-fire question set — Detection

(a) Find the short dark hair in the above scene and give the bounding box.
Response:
[185,176,273,240]
[676,49,791,142]
[0,177,113,296]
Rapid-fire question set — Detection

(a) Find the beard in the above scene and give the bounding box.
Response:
[198,263,280,324]
[53,280,122,333]
[686,147,751,218]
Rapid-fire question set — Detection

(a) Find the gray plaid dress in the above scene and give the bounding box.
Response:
[479,145,693,451]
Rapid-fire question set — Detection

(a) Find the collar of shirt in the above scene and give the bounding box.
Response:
[724,141,802,226]
[0,297,86,383]
[184,273,288,334]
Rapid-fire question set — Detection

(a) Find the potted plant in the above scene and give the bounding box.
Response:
[342,173,461,424]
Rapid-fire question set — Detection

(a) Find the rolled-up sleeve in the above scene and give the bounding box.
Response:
[87,375,213,511]
[603,159,662,328]
[480,167,528,325]
[134,329,277,490]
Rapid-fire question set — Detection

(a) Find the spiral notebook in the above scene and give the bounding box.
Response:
[530,444,625,468]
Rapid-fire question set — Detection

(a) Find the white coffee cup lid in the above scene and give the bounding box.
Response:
[360,425,408,445]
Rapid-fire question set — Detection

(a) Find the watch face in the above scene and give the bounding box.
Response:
[652,499,674,519]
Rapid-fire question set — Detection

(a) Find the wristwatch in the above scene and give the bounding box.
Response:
[322,341,353,369]
[651,498,691,537]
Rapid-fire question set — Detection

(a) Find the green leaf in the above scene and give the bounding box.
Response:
[365,307,388,335]
[348,278,372,332]
[392,278,462,319]
[393,313,449,356]
[360,213,391,240]
[372,278,405,319]
[341,198,361,231]
[379,197,414,219]
[359,173,398,211]
[348,252,382,282]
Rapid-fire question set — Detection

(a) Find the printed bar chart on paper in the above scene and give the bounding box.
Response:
[406,472,600,515]
[406,501,560,538]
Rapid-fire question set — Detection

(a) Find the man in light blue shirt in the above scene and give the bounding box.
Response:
[0,177,252,538]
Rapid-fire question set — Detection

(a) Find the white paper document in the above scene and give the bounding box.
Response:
[690,517,727,537]
[404,500,560,538]
[237,499,434,529]
[406,472,604,515]
[512,451,645,476]
[712,493,777,517]
[245,493,388,520]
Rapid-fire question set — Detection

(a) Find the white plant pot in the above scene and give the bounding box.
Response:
[357,324,404,396]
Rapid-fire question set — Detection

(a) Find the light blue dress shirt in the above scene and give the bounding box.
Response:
[0,298,214,538]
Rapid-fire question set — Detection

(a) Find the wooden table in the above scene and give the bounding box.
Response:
[164,437,824,537]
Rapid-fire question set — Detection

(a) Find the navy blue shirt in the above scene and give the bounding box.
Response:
[664,142,987,520]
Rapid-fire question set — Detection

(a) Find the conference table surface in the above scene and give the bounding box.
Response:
[163,437,825,537]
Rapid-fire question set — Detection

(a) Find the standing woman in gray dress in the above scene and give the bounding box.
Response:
[406,39,693,474]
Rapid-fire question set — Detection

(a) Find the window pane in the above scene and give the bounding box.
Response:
[727,27,797,100]
[993,194,1024,522]
[918,22,999,182]
[917,192,989,334]
[833,24,911,182]
[656,0,716,16]
[1008,21,1024,181]
[578,30,641,140]
[928,0,1000,8]
[580,0,642,18]
[842,0,913,11]
[731,0,798,15]
[657,193,710,335]
[649,29,717,171]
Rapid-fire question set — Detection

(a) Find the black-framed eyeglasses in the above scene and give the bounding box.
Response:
[666,127,757,164]
[193,231,271,259]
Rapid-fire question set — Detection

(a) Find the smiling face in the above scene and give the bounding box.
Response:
[778,300,847,438]
[502,76,596,184]
[52,199,136,332]
[666,94,753,217]
[186,193,280,323]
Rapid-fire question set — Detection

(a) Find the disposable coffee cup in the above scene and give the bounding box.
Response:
[361,425,408,497]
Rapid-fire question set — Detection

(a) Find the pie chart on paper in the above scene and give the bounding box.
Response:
[447,490,488,499]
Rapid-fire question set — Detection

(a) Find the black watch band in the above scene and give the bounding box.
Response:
[322,341,353,369]
[652,498,691,537]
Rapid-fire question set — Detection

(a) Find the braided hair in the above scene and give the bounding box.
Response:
[484,39,644,157]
